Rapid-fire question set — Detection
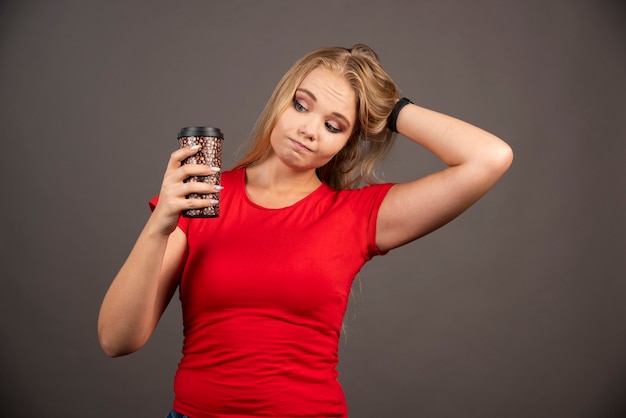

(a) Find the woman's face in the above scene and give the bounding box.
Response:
[269,67,356,172]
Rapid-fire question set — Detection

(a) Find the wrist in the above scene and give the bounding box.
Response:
[145,208,179,238]
[388,97,413,133]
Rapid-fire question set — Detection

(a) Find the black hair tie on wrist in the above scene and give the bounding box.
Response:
[388,97,413,133]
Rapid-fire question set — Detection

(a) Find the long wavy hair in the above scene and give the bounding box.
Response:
[232,44,400,190]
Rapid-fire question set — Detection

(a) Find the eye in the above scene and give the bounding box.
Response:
[293,98,307,112]
[325,122,342,134]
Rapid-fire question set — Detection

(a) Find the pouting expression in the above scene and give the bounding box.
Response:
[269,67,357,172]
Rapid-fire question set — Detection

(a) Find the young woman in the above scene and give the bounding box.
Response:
[98,44,513,418]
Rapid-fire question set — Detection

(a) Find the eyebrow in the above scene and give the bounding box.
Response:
[296,87,352,128]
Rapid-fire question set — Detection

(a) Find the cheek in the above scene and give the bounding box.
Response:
[318,138,351,165]
[332,134,352,154]
[269,116,288,142]
[270,110,289,133]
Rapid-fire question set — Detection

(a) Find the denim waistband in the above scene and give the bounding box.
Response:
[166,410,189,418]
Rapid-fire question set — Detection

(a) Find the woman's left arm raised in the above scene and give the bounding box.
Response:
[376,102,514,252]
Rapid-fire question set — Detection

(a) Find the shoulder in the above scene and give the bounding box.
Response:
[221,167,245,185]
[328,182,395,214]
[337,182,395,201]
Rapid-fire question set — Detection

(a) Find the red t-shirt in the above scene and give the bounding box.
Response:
[151,168,394,417]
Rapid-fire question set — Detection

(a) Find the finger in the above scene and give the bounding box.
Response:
[188,183,224,195]
[165,166,218,187]
[166,145,202,171]
[178,163,220,178]
[158,187,220,216]
[181,195,220,208]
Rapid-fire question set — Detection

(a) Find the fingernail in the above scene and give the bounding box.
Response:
[190,145,200,150]
[210,166,221,172]
[214,185,224,191]
[209,199,219,205]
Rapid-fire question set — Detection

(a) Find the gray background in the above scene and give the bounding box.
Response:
[1,0,625,417]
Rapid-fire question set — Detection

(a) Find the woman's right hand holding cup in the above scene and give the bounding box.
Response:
[150,145,221,235]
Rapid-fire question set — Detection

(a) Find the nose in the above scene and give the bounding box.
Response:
[298,123,316,141]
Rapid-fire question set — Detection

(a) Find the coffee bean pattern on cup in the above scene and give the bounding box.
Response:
[178,127,224,218]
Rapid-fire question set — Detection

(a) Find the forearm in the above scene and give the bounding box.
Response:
[98,146,217,356]
[395,103,513,171]
[97,215,178,357]
[375,102,513,250]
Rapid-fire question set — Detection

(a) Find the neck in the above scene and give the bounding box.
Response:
[247,155,322,193]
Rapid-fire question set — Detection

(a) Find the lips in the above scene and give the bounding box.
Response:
[290,138,313,152]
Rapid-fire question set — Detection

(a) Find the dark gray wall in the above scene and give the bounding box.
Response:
[1,1,625,417]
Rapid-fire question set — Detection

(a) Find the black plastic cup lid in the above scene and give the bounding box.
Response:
[178,126,223,138]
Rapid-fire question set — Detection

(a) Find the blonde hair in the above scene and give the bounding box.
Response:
[233,44,399,190]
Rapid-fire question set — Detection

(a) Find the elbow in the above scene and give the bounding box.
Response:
[98,324,143,358]
[488,139,514,176]
[499,142,514,171]
[99,341,131,358]
[98,333,130,358]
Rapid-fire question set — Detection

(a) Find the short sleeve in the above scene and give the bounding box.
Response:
[344,183,395,258]
[148,195,190,234]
